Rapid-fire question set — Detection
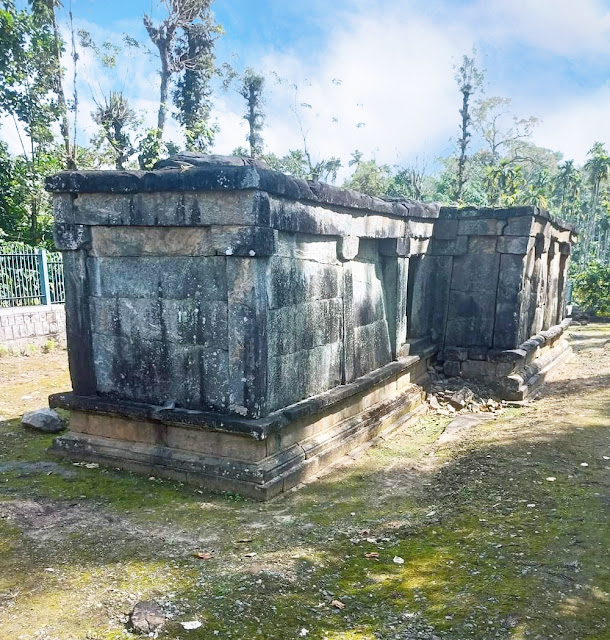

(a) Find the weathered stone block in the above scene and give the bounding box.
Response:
[89,256,228,301]
[497,236,534,255]
[468,346,488,361]
[54,224,91,251]
[433,219,458,240]
[444,360,461,377]
[461,360,497,378]
[458,218,504,236]
[441,346,468,361]
[496,362,516,377]
[486,349,526,364]
[467,236,497,254]
[275,232,339,265]
[408,255,452,342]
[445,290,497,347]
[407,220,435,239]
[353,320,392,379]
[90,226,275,258]
[451,254,500,293]
[503,216,535,236]
[226,258,268,418]
[337,236,359,261]
[92,333,229,411]
[431,236,468,255]
[74,190,263,227]
[53,193,75,224]
[268,298,343,356]
[266,258,342,310]
[493,254,528,350]
[267,342,343,411]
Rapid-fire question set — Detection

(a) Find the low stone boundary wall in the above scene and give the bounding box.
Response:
[0,304,66,351]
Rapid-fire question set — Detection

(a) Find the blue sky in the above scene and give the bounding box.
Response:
[6,0,610,175]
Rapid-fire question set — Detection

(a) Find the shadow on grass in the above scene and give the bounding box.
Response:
[542,373,610,398]
[149,412,610,640]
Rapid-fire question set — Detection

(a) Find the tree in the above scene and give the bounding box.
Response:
[263,148,341,183]
[554,160,582,221]
[344,154,391,197]
[485,159,525,206]
[137,129,180,170]
[454,53,484,202]
[173,20,220,151]
[29,0,79,170]
[288,86,342,182]
[473,97,539,162]
[239,69,265,158]
[573,260,610,313]
[386,158,430,201]
[144,0,219,144]
[0,1,61,242]
[92,92,138,170]
[583,142,610,262]
[0,140,30,241]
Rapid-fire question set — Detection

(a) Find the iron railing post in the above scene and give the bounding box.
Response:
[37,249,51,306]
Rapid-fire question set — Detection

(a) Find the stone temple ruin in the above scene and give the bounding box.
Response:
[46,155,577,499]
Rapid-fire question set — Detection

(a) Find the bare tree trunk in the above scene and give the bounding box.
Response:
[157,53,170,140]
[49,4,76,169]
[247,88,256,157]
[455,89,470,203]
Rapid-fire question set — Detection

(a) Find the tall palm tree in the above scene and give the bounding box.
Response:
[555,160,581,221]
[584,142,610,263]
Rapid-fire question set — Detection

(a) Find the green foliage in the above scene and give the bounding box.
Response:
[173,19,221,152]
[573,260,610,313]
[239,68,265,157]
[344,156,392,197]
[454,52,484,202]
[143,0,219,142]
[137,129,165,170]
[263,149,341,183]
[92,92,138,170]
[0,0,59,148]
[0,140,30,241]
[77,29,120,68]
[41,338,57,353]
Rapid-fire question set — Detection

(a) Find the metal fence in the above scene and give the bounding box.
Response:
[0,247,65,308]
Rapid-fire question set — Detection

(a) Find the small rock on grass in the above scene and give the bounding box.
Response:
[129,601,166,635]
[21,408,65,434]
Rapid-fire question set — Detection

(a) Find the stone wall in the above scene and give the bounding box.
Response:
[45,156,576,497]
[47,158,439,422]
[427,206,576,398]
[0,304,66,351]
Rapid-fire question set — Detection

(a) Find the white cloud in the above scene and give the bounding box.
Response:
[533,84,610,164]
[209,8,472,179]
[3,0,610,178]
[471,0,610,57]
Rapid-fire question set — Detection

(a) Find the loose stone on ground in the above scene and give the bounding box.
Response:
[128,601,166,635]
[21,408,65,433]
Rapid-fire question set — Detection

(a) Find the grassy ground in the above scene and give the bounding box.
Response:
[1,326,610,640]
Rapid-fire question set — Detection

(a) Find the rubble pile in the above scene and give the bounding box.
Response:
[426,365,509,416]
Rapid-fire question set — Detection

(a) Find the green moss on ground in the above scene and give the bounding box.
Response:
[1,326,610,639]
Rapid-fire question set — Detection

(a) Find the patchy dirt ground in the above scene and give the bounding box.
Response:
[1,327,610,640]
